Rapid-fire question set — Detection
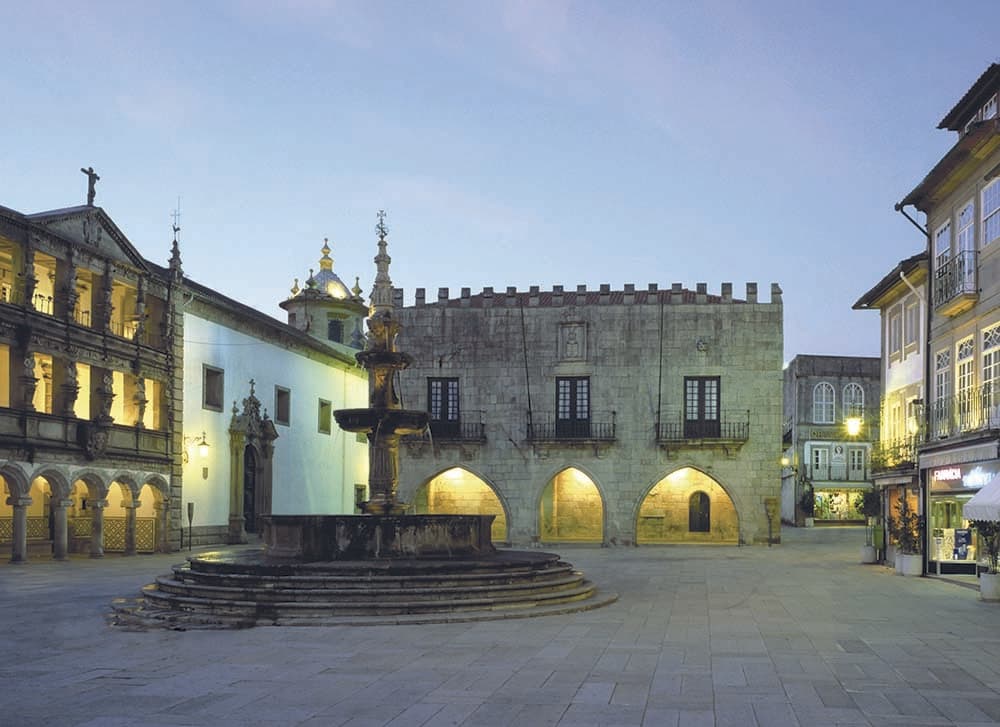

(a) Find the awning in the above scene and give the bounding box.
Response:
[919,441,999,470]
[963,473,1000,521]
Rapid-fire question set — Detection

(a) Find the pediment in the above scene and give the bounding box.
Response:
[27,206,150,271]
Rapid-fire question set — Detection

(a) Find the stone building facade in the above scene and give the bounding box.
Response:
[781,355,881,525]
[393,281,783,546]
[0,189,370,562]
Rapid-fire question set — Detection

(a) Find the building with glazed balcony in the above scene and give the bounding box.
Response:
[896,63,1000,575]
[854,252,927,561]
[392,281,783,546]
[780,355,881,526]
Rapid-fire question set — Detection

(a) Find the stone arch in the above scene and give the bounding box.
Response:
[411,465,510,543]
[69,468,111,500]
[27,466,70,500]
[537,465,606,544]
[635,466,739,544]
[136,480,168,553]
[0,464,31,499]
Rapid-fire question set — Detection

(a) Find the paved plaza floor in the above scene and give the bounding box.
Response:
[3,526,1000,726]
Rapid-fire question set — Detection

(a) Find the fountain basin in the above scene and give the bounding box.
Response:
[334,407,429,436]
[262,514,495,560]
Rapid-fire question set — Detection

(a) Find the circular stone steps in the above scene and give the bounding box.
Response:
[111,548,617,629]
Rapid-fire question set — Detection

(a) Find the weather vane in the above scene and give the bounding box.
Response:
[376,209,388,240]
[171,197,181,241]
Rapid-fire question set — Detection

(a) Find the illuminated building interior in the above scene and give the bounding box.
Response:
[412,467,508,542]
[539,468,603,542]
[637,467,739,543]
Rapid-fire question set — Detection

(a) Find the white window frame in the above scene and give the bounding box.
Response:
[904,299,919,349]
[813,382,835,424]
[843,383,864,419]
[984,323,1000,404]
[983,179,1000,248]
[958,199,975,255]
[934,220,952,270]
[811,446,830,477]
[888,308,902,358]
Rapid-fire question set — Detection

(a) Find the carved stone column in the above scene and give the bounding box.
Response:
[20,241,36,307]
[154,500,168,553]
[133,378,147,428]
[7,496,31,563]
[89,499,107,558]
[123,499,138,555]
[52,498,71,560]
[19,355,38,411]
[228,428,247,544]
[59,360,80,417]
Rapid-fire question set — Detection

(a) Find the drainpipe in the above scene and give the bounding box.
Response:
[899,270,924,301]
[896,201,932,564]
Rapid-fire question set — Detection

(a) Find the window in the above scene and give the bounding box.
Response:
[688,492,710,533]
[684,376,720,437]
[843,383,864,419]
[812,382,835,424]
[935,220,952,271]
[428,378,460,437]
[984,324,1000,405]
[934,349,952,435]
[904,301,919,348]
[848,448,866,476]
[556,376,590,437]
[327,318,344,343]
[984,94,998,121]
[984,179,1000,247]
[811,446,830,478]
[274,385,291,426]
[317,398,332,434]
[888,309,902,357]
[957,337,975,426]
[202,365,224,411]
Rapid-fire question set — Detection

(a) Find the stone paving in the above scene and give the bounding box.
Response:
[2,526,1000,726]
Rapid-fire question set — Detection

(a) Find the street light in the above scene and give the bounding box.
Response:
[845,417,862,437]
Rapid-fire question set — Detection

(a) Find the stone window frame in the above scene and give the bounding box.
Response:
[202,364,224,412]
[274,385,291,427]
[812,382,835,424]
[317,398,332,435]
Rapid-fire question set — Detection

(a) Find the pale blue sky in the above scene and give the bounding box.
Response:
[3,1,998,361]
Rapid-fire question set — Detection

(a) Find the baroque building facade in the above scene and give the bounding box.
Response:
[894,63,1000,575]
[780,355,881,526]
[0,188,369,562]
[392,281,783,546]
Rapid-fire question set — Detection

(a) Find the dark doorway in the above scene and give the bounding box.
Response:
[684,377,721,438]
[689,491,710,532]
[244,446,258,533]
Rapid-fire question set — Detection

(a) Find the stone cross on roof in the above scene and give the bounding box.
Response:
[80,166,100,206]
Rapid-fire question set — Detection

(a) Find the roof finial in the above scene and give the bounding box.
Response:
[290,277,300,296]
[171,198,181,243]
[351,275,363,299]
[80,166,100,206]
[319,237,333,271]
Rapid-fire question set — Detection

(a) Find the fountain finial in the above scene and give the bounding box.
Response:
[370,210,394,317]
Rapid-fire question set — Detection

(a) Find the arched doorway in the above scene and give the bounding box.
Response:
[244,446,258,534]
[104,481,132,552]
[539,468,603,543]
[413,467,508,542]
[137,483,165,553]
[637,467,738,543]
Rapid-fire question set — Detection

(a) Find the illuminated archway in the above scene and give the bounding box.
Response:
[104,481,133,552]
[539,468,603,543]
[637,467,738,543]
[413,467,508,542]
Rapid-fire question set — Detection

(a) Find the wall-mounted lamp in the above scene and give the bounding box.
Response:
[845,417,863,437]
[183,432,210,463]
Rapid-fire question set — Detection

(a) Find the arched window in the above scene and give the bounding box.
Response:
[689,491,710,532]
[843,383,864,419]
[813,382,835,423]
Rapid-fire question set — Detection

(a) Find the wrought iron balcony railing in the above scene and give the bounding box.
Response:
[655,409,750,443]
[527,412,616,442]
[871,436,919,473]
[929,384,1000,440]
[428,412,486,442]
[933,250,977,312]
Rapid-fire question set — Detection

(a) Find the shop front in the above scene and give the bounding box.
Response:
[927,461,999,575]
[812,486,866,523]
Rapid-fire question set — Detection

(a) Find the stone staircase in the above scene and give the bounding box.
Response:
[111,548,617,629]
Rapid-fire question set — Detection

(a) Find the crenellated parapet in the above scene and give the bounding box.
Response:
[401,282,782,308]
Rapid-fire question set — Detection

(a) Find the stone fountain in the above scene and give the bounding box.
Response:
[112,213,614,628]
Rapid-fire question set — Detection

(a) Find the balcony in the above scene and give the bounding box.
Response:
[933,250,977,317]
[656,409,750,445]
[929,385,1000,440]
[871,436,919,473]
[809,463,869,483]
[527,412,616,443]
[428,412,486,442]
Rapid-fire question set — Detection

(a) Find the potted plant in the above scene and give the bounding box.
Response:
[889,500,923,576]
[799,485,815,528]
[855,489,882,564]
[970,519,1000,601]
